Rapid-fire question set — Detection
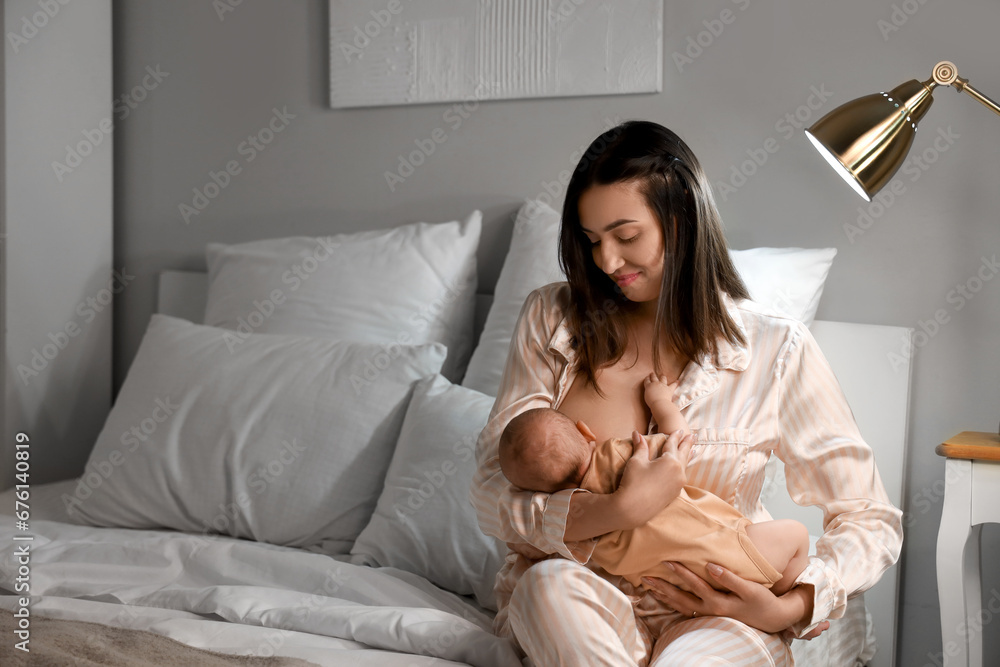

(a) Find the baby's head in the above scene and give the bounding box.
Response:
[499,408,596,493]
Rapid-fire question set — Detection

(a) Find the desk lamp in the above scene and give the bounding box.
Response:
[808,65,1000,665]
[806,61,1000,438]
[804,61,1000,202]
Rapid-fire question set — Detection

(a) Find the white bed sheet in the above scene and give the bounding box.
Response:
[1,480,874,666]
[0,481,519,667]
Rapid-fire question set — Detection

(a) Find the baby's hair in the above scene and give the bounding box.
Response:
[499,408,582,491]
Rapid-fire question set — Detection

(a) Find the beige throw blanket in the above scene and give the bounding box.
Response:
[0,609,320,667]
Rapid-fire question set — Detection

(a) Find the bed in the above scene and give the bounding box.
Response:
[0,199,911,666]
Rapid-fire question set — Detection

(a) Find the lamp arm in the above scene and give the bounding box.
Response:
[932,61,1000,118]
[955,82,1000,117]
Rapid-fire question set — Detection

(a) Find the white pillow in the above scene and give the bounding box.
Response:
[69,314,446,554]
[351,374,506,610]
[462,200,564,395]
[729,246,837,325]
[462,199,837,396]
[203,212,481,382]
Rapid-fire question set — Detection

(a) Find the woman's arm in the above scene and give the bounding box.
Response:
[772,323,903,636]
[470,285,601,561]
[471,286,692,559]
[642,321,901,638]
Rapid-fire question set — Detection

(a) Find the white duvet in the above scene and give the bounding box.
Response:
[0,481,873,666]
[0,515,521,666]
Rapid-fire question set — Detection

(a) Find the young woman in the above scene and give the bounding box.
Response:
[471,121,902,665]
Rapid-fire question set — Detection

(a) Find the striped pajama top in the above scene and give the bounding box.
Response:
[470,282,903,637]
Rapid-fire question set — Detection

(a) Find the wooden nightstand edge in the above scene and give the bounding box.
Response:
[936,431,1000,461]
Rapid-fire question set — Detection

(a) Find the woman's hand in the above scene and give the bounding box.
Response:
[565,429,693,541]
[614,430,693,529]
[641,562,826,638]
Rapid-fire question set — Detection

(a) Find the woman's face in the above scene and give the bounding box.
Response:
[578,180,666,304]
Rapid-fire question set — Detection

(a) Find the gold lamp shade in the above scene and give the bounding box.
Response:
[805,79,936,201]
[806,61,1000,201]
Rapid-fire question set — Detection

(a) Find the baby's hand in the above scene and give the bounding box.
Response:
[644,373,689,436]
[643,372,677,411]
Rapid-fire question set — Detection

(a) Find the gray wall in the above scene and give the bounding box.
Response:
[111,1,999,665]
[3,0,113,488]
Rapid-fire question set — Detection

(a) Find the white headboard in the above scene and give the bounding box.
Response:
[158,269,912,667]
[778,319,911,667]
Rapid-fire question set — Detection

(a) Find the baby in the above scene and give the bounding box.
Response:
[499,373,810,596]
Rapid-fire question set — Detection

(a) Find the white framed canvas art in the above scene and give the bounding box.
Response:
[330,0,663,108]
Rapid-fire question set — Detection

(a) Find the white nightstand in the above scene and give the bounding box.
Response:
[935,431,1000,667]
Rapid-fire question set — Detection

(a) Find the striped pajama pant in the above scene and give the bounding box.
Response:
[497,559,792,667]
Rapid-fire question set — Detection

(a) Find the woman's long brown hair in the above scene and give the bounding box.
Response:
[558,121,750,392]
